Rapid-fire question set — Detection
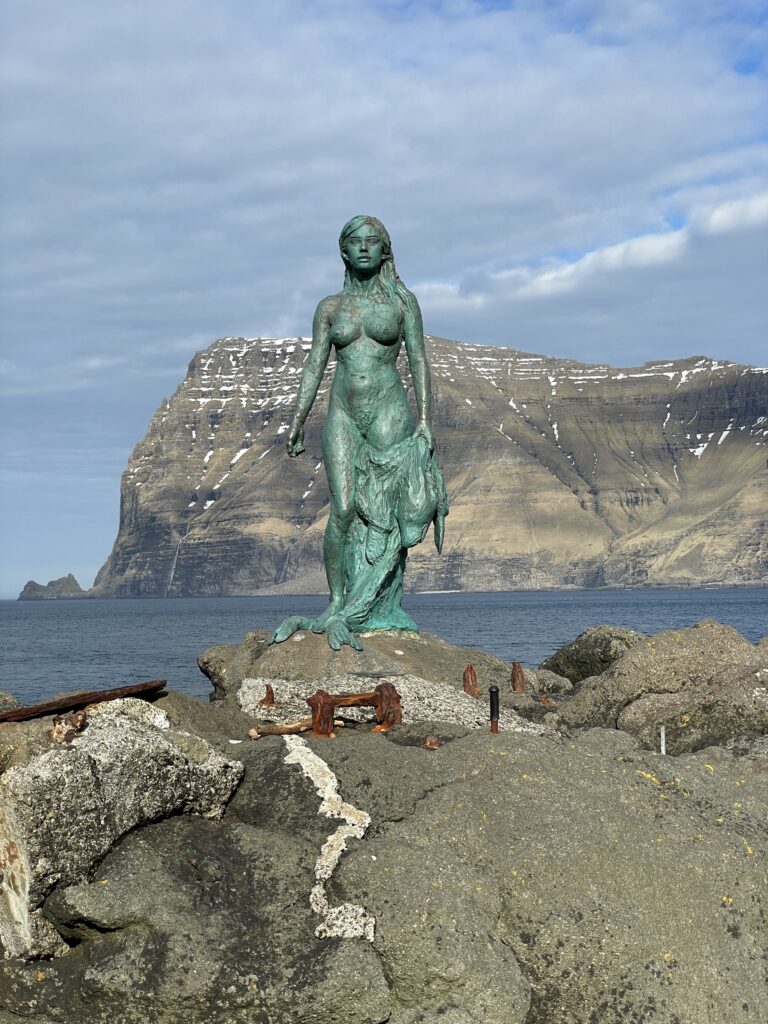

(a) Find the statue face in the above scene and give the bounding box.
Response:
[343,227,385,274]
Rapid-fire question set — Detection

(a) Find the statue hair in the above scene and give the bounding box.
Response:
[339,215,410,309]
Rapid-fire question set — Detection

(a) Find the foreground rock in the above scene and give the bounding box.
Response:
[17,574,85,600]
[1,708,766,1023]
[0,698,242,959]
[2,624,767,1022]
[556,620,768,752]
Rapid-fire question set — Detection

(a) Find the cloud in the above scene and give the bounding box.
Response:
[0,0,767,593]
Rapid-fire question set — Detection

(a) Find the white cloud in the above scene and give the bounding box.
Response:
[0,0,767,593]
[695,192,768,234]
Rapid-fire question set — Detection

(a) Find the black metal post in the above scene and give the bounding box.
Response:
[489,685,500,734]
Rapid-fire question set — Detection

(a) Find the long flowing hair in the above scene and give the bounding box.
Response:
[339,215,410,309]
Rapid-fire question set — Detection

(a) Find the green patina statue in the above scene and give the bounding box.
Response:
[269,215,448,650]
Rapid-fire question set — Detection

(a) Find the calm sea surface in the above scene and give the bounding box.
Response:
[1,588,766,706]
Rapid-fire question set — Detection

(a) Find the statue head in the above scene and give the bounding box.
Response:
[338,215,406,303]
[338,215,393,267]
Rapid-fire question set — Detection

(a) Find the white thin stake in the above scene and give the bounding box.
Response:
[660,726,666,756]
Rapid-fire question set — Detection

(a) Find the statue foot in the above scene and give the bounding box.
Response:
[268,615,312,645]
[326,618,363,652]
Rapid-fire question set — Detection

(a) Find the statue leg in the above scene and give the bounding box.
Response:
[308,408,362,644]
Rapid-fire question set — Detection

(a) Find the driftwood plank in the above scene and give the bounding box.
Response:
[0,679,167,723]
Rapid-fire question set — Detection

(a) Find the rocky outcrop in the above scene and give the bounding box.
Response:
[18,573,84,600]
[198,628,525,702]
[0,698,243,959]
[539,624,646,683]
[90,337,768,597]
[555,620,768,752]
[1,682,766,1022]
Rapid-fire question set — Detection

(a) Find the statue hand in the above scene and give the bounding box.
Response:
[414,420,435,453]
[287,424,305,457]
[268,615,311,644]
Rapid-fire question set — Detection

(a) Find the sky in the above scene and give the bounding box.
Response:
[1,0,767,598]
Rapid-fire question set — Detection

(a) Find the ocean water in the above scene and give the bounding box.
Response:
[1,588,766,707]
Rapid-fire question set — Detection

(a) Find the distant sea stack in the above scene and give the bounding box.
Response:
[18,573,85,601]
[91,336,768,597]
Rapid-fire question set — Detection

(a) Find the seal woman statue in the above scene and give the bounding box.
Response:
[269,215,448,651]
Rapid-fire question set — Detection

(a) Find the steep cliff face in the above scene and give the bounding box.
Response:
[92,336,768,597]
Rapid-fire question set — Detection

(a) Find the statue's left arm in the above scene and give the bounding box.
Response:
[402,291,434,452]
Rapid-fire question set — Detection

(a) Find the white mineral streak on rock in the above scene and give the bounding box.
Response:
[282,735,375,942]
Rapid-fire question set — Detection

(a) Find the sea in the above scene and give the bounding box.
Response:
[1,587,766,707]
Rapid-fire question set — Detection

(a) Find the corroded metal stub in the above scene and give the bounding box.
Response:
[511,661,526,693]
[259,683,277,707]
[463,663,479,698]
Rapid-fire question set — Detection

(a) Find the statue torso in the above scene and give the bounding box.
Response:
[328,293,402,353]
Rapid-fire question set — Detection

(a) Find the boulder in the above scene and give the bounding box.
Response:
[616,664,768,755]
[555,620,767,752]
[0,698,243,959]
[325,729,768,1024]
[539,624,645,683]
[518,666,573,695]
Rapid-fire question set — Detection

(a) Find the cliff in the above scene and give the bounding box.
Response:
[92,336,768,597]
[18,574,85,601]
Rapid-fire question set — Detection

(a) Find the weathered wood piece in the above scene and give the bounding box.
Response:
[249,719,314,739]
[0,679,167,724]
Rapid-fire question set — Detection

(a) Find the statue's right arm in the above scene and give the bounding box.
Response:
[286,297,335,457]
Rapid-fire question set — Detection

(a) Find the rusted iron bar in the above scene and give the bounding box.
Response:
[463,663,479,698]
[489,685,500,734]
[305,682,403,739]
[510,661,526,693]
[0,679,167,724]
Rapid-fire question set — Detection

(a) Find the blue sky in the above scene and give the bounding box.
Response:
[1,0,767,598]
